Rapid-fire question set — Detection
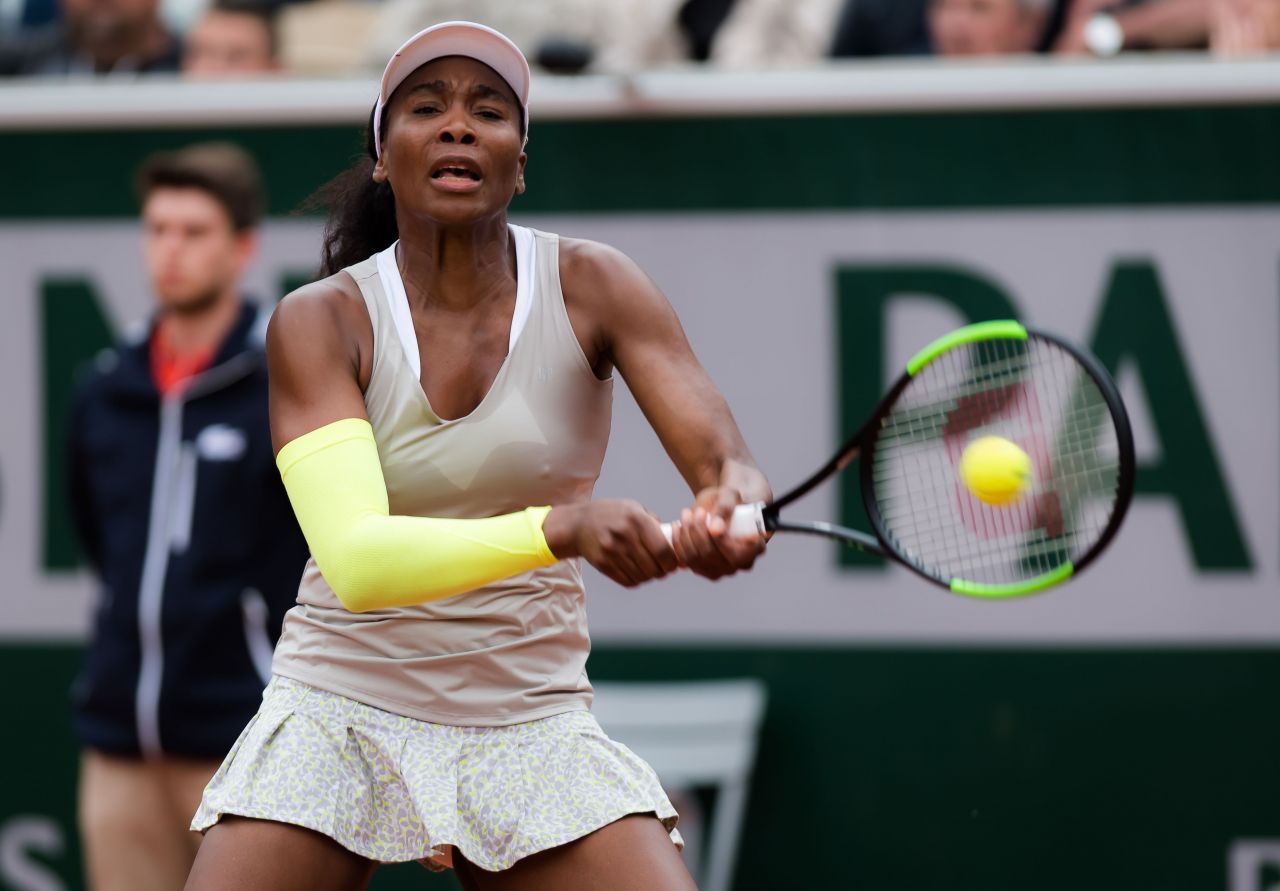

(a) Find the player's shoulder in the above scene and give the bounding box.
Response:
[558,236,650,298]
[270,270,367,342]
[278,269,363,311]
[559,236,634,270]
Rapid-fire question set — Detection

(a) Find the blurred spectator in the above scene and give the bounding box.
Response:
[929,0,1053,56]
[66,142,308,891]
[358,0,619,76]
[276,0,382,76]
[355,0,697,77]
[159,0,211,37]
[708,0,845,68]
[1054,0,1209,54]
[1210,0,1280,53]
[0,0,179,74]
[183,0,280,76]
[0,0,58,31]
[680,0,737,60]
[830,0,932,57]
[596,0,695,69]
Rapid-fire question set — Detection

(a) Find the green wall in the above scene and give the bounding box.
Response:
[6,105,1280,220]
[6,645,1279,889]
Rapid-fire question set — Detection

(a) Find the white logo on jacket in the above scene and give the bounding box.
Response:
[195,425,247,462]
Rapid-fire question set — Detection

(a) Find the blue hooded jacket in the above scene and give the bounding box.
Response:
[67,301,309,758]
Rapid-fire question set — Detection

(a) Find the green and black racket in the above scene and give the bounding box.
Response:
[664,320,1135,598]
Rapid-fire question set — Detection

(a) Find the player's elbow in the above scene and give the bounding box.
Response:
[317,562,382,613]
[334,590,381,614]
[311,531,391,613]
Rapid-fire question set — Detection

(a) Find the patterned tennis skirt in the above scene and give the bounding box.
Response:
[191,676,681,872]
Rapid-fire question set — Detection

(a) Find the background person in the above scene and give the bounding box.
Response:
[1053,0,1212,55]
[0,0,179,75]
[829,0,933,56]
[928,0,1053,56]
[1210,0,1280,53]
[182,0,280,77]
[66,142,309,891]
[707,0,846,68]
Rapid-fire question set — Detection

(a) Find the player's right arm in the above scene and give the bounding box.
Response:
[267,275,675,609]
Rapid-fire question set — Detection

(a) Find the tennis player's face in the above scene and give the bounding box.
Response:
[142,187,254,314]
[374,56,526,226]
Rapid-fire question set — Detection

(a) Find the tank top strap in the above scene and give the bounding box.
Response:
[341,252,391,353]
[521,227,604,382]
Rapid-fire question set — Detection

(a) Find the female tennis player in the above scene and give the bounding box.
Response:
[186,20,769,891]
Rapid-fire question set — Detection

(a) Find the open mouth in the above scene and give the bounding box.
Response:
[431,165,481,182]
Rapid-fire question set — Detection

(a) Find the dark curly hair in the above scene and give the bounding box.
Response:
[303,107,397,277]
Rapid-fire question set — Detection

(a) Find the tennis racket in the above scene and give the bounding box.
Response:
[662,320,1135,598]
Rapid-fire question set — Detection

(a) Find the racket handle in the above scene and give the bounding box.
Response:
[659,502,767,545]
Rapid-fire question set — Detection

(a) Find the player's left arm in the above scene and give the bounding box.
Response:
[561,238,771,579]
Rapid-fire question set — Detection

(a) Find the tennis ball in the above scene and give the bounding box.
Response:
[959,436,1031,506]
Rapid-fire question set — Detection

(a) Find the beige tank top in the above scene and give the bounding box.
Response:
[271,225,613,726]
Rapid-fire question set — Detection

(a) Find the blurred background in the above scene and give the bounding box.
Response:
[2,0,1279,889]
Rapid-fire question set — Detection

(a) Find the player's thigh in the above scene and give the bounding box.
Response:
[184,816,377,891]
[455,813,695,891]
[79,750,195,891]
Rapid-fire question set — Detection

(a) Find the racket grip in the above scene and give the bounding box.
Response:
[659,502,767,546]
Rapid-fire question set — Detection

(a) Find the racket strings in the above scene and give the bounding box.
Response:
[870,337,1122,586]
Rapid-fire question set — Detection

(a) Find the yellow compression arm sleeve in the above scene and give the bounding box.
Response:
[276,418,558,613]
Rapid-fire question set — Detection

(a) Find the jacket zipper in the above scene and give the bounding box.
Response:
[169,443,197,554]
[135,393,183,757]
[133,341,263,757]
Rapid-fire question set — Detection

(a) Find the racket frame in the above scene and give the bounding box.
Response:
[765,321,1136,597]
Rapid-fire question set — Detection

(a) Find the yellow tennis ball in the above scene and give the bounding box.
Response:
[959,436,1032,506]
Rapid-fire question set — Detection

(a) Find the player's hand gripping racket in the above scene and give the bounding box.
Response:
[662,320,1135,598]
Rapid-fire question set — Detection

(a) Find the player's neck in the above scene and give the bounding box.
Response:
[395,217,514,312]
[157,290,241,357]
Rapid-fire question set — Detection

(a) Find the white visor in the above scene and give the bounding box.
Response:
[373,21,531,158]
